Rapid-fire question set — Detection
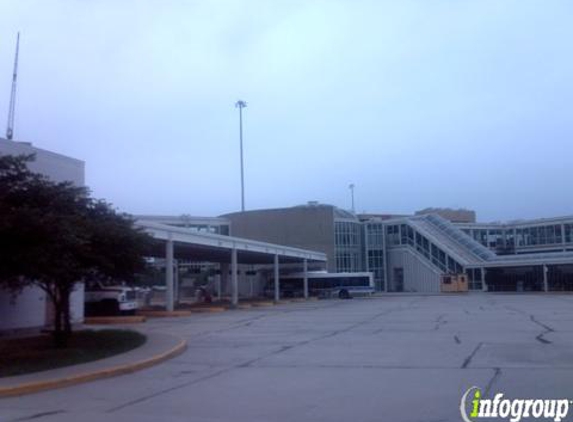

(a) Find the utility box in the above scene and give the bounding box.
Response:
[441,274,468,293]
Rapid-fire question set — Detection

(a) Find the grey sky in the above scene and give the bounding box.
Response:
[0,1,571,222]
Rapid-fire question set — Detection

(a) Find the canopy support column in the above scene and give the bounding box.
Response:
[165,237,174,312]
[274,254,280,303]
[303,259,309,299]
[231,248,239,307]
[481,268,487,292]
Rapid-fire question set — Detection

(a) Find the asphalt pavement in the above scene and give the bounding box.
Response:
[2,294,573,422]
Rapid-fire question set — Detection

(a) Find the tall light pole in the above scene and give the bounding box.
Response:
[6,32,20,141]
[235,100,247,212]
[349,183,355,213]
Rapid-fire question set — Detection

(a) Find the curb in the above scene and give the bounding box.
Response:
[190,307,226,313]
[0,336,187,398]
[137,310,192,318]
[226,304,252,310]
[84,316,147,325]
[249,301,275,307]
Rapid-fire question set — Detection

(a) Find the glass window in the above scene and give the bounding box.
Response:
[448,256,455,272]
[422,237,430,257]
[407,226,414,246]
[555,225,562,244]
[530,227,538,245]
[547,225,555,244]
[516,228,523,246]
[438,249,446,267]
[466,268,483,290]
[539,226,545,244]
[367,223,384,248]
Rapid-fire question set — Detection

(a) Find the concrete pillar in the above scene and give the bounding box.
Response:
[215,265,222,300]
[173,259,179,304]
[303,259,309,299]
[220,263,229,297]
[481,267,487,292]
[274,254,280,303]
[543,264,549,292]
[231,248,238,307]
[248,267,254,297]
[165,238,174,312]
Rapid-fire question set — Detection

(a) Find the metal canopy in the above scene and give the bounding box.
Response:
[136,220,324,310]
[137,220,327,264]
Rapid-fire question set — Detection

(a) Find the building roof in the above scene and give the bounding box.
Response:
[135,215,230,226]
[136,220,327,264]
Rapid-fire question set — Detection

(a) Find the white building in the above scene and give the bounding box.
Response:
[0,138,86,332]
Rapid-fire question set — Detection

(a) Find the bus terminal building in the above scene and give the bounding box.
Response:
[4,137,573,302]
[5,137,572,335]
[145,203,573,294]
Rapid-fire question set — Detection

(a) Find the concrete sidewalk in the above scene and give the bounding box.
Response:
[0,329,186,397]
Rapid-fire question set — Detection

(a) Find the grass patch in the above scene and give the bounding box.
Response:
[0,329,146,378]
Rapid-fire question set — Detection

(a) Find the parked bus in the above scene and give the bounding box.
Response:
[265,272,375,299]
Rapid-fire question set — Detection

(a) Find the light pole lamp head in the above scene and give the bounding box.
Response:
[235,100,247,109]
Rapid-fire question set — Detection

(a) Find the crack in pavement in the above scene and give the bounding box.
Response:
[454,334,461,344]
[434,314,447,331]
[106,303,415,412]
[530,315,555,344]
[530,315,555,332]
[106,366,235,413]
[241,305,412,368]
[107,326,353,412]
[503,306,556,345]
[484,367,502,398]
[108,309,345,412]
[167,361,573,370]
[535,332,552,344]
[461,342,483,369]
[153,301,345,341]
[241,297,433,368]
[9,410,65,422]
[106,298,432,413]
[370,298,430,335]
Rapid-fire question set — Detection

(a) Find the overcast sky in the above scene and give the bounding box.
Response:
[0,1,571,222]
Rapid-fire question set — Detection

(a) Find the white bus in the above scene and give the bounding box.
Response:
[266,271,375,299]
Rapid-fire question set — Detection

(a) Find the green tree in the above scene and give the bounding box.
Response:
[0,154,152,347]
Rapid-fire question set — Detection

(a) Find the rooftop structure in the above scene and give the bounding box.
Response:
[415,207,477,223]
[217,203,573,294]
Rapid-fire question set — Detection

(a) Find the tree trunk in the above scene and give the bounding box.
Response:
[52,286,72,348]
[36,281,75,348]
[53,300,66,348]
[62,288,72,337]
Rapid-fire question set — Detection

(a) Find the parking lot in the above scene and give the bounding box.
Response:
[3,294,573,422]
